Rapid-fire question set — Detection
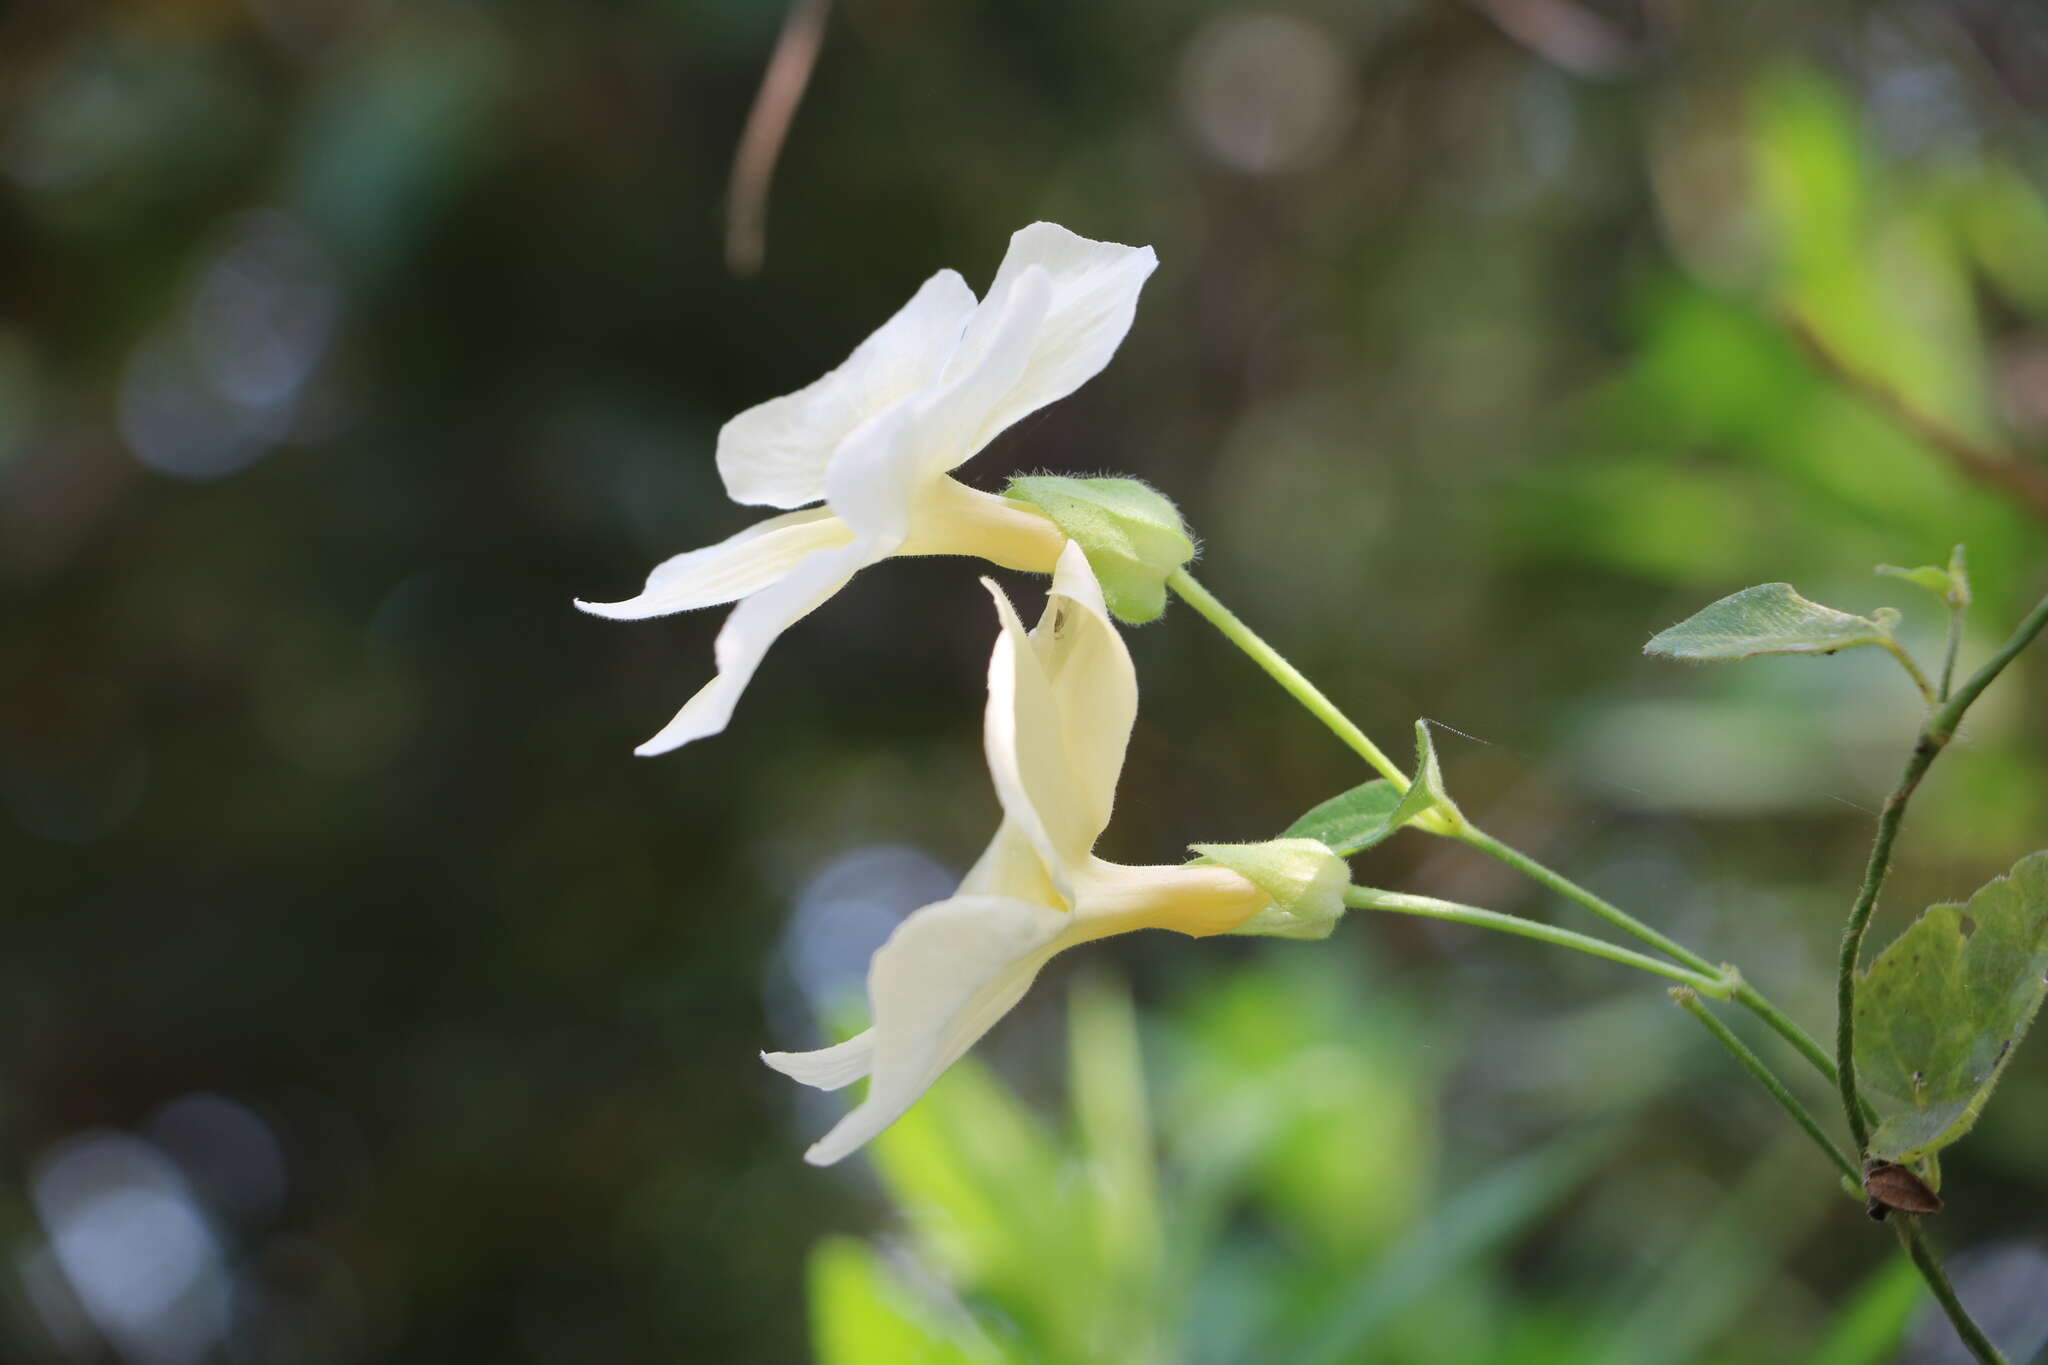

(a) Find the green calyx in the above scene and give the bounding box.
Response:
[1190,838,1349,941]
[1005,475,1196,624]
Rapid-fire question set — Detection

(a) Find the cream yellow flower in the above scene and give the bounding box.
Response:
[577,224,1158,755]
[764,544,1283,1165]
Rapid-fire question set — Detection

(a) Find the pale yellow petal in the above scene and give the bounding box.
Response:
[574,508,852,620]
[896,479,1067,575]
[633,540,872,755]
[1034,542,1137,853]
[799,894,1070,1166]
[760,1032,876,1092]
[1071,858,1270,940]
[981,580,1096,890]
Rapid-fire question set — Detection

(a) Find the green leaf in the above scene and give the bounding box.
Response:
[1004,475,1195,624]
[1388,721,1458,828]
[1066,974,1162,1296]
[1644,582,1900,661]
[1875,563,1955,599]
[1855,851,2048,1163]
[808,1236,993,1365]
[1876,543,1970,608]
[1282,779,1404,856]
[1293,1133,1613,1365]
[1805,1256,1925,1365]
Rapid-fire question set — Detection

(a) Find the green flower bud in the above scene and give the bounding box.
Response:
[1004,475,1195,624]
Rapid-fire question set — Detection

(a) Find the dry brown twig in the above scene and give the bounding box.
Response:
[725,0,835,278]
[1782,311,2048,523]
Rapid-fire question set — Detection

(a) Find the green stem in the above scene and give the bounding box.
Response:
[1940,611,1966,705]
[1727,980,1879,1129]
[1461,824,1869,1117]
[1166,570,1409,788]
[1931,590,2048,740]
[1939,545,1971,705]
[1837,590,2048,1152]
[1879,638,1938,705]
[1835,740,1938,1152]
[1454,825,1720,978]
[1897,1218,2010,1365]
[1169,568,1857,1101]
[1344,886,1733,998]
[1671,987,1859,1186]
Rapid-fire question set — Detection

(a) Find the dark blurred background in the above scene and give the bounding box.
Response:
[3,1,2047,1361]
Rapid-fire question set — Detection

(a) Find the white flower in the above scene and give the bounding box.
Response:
[577,223,1159,755]
[763,543,1274,1165]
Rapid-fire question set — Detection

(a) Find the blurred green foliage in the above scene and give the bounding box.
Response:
[4,0,2048,1361]
[813,963,1926,1365]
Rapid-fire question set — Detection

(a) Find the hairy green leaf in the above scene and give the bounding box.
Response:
[1281,779,1403,856]
[1855,851,2048,1163]
[1644,582,1899,661]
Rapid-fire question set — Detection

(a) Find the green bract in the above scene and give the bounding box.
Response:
[1854,851,2048,1163]
[1282,779,1404,856]
[1645,582,1901,661]
[1193,838,1349,941]
[1388,721,1460,831]
[1005,475,1195,624]
[1277,723,1461,856]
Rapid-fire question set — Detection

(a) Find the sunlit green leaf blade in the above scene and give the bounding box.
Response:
[808,1236,994,1365]
[1806,1256,1924,1365]
[1875,563,1955,600]
[1281,779,1403,855]
[1644,582,1895,661]
[1855,851,2048,1163]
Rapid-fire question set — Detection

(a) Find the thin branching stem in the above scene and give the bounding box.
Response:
[1671,987,1859,1186]
[1829,591,2047,1362]
[1174,569,1862,1101]
[1783,313,2048,523]
[1345,887,1732,996]
[1167,571,1408,787]
[1837,590,2048,1151]
[1455,824,1719,976]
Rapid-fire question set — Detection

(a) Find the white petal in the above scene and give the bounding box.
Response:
[799,894,1071,1166]
[940,223,1157,465]
[761,1031,875,1092]
[717,270,977,509]
[981,580,1095,894]
[1035,542,1136,850]
[821,402,924,546]
[908,265,1054,481]
[573,508,852,621]
[634,540,874,755]
[815,265,1059,538]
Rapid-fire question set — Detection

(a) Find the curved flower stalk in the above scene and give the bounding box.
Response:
[577,223,1159,755]
[764,544,1295,1165]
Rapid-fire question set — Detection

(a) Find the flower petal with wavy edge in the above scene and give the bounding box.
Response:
[578,224,1154,754]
